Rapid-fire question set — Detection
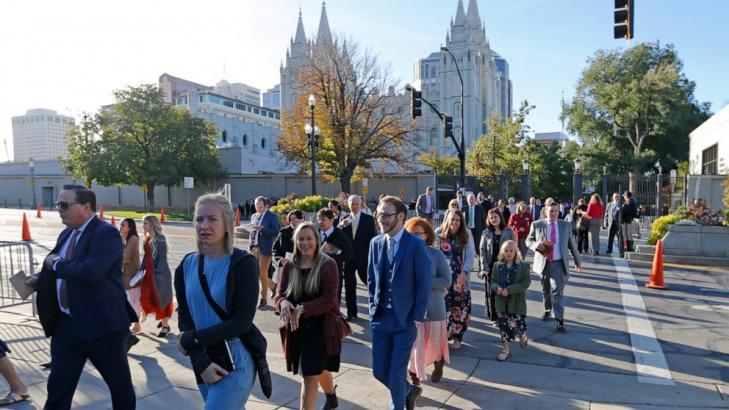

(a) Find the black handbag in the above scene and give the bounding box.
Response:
[197,255,273,398]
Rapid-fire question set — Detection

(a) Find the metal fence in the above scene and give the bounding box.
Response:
[0,241,36,310]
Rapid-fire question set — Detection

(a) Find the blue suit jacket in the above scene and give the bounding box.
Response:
[36,216,134,340]
[367,230,432,326]
[251,210,280,256]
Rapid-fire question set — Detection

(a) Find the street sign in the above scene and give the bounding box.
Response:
[362,186,369,195]
[184,177,194,189]
[362,178,368,187]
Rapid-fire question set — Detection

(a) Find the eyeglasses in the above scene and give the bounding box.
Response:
[54,201,79,210]
[375,212,396,220]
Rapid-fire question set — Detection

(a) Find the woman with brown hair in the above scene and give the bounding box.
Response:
[507,201,533,259]
[479,208,516,322]
[435,210,475,349]
[404,217,451,385]
[120,218,142,347]
[275,222,342,410]
[585,193,605,256]
[140,215,174,337]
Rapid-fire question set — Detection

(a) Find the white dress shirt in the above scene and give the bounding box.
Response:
[55,214,95,315]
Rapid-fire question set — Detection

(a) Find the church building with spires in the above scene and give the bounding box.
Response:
[413,0,513,158]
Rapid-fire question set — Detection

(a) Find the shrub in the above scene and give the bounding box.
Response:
[293,195,332,213]
[648,214,682,245]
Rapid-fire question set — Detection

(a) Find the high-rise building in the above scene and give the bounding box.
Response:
[280,3,332,113]
[11,108,74,161]
[262,84,281,109]
[213,80,260,106]
[413,0,513,158]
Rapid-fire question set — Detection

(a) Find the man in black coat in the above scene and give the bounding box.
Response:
[464,193,485,254]
[317,208,353,314]
[339,195,377,320]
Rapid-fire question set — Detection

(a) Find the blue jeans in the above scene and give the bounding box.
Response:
[371,309,417,410]
[198,339,256,409]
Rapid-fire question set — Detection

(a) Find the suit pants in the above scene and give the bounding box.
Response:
[341,265,359,317]
[606,222,619,252]
[251,247,273,301]
[46,316,135,410]
[371,309,417,410]
[541,260,569,321]
[588,219,602,254]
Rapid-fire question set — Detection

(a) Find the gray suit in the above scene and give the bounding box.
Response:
[423,247,451,321]
[525,219,581,321]
[416,193,434,218]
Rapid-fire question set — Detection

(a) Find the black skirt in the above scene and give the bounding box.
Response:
[0,339,10,358]
[286,315,340,376]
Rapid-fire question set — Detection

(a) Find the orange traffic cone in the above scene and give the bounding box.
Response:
[22,213,31,241]
[646,239,667,290]
[36,203,42,218]
[110,215,116,227]
[99,206,105,221]
[235,208,241,227]
[160,208,166,224]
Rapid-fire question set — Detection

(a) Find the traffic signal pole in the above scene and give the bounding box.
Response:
[405,84,464,166]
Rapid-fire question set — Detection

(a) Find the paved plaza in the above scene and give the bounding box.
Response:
[0,208,727,409]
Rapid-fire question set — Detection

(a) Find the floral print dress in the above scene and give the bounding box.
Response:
[497,263,526,343]
[442,237,471,342]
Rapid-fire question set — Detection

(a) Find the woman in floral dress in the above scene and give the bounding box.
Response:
[435,209,475,349]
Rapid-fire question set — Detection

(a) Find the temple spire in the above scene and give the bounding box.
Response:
[316,1,332,45]
[294,8,306,44]
[454,0,466,26]
[466,0,481,28]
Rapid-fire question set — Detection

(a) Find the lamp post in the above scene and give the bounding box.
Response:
[304,94,320,196]
[521,159,530,201]
[669,169,677,213]
[440,46,465,190]
[573,158,582,205]
[602,165,609,203]
[655,160,663,217]
[29,158,36,209]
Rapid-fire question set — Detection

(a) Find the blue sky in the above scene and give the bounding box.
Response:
[1,0,727,161]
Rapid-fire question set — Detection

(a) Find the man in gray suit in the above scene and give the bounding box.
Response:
[526,202,582,332]
[603,193,621,254]
[415,186,435,221]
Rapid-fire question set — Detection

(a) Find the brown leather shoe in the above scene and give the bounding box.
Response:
[431,358,445,383]
[409,371,420,385]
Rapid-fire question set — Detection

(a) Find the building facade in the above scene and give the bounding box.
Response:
[213,80,260,106]
[262,84,281,110]
[413,0,512,158]
[11,108,74,162]
[689,103,728,176]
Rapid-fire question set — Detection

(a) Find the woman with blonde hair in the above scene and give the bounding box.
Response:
[275,222,342,410]
[140,214,174,337]
[175,193,262,408]
[404,217,451,385]
[490,240,531,362]
[435,209,475,349]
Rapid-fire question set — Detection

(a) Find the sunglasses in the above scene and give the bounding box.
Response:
[54,201,79,210]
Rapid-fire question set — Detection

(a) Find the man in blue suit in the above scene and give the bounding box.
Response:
[368,196,431,410]
[26,185,136,409]
[249,195,280,308]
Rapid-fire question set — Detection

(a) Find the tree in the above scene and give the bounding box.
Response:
[466,101,535,183]
[417,148,459,177]
[563,42,710,188]
[278,35,416,193]
[63,85,222,209]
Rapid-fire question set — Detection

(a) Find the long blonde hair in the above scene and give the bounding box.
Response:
[497,239,522,264]
[193,192,235,255]
[143,214,165,256]
[286,222,331,301]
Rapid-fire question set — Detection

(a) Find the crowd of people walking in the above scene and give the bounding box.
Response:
[13,183,645,410]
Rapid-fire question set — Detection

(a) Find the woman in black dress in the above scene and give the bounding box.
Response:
[275,222,343,410]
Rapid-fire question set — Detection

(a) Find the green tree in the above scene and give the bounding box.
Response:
[563,42,710,188]
[417,148,460,176]
[63,85,222,209]
[278,35,416,193]
[466,101,535,184]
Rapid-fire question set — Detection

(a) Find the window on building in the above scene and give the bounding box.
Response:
[242,134,248,146]
[254,108,259,114]
[424,63,430,79]
[261,138,266,149]
[222,130,228,143]
[702,144,718,175]
[236,103,245,110]
[223,100,234,108]
[261,110,267,117]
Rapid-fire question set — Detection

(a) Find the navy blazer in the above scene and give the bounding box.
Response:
[36,216,134,340]
[367,230,432,326]
[251,210,280,256]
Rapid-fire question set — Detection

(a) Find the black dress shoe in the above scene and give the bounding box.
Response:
[40,362,50,370]
[556,321,566,332]
[541,311,552,321]
[346,315,357,322]
[405,384,422,410]
[127,334,140,352]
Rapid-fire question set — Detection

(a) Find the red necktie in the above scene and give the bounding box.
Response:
[59,230,80,309]
[548,223,556,262]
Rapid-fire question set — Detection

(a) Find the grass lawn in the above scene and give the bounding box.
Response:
[103,210,192,222]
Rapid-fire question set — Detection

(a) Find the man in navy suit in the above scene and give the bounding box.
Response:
[26,185,135,409]
[368,196,431,410]
[249,196,280,308]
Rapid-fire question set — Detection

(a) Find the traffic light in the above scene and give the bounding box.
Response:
[614,0,634,40]
[443,115,453,139]
[410,88,422,119]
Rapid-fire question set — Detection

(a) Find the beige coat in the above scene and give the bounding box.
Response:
[122,235,141,290]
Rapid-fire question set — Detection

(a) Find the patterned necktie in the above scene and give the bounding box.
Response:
[469,206,475,228]
[60,230,80,309]
[548,223,556,262]
[387,237,395,264]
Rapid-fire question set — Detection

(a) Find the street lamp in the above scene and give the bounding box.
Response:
[440,46,465,190]
[669,169,677,212]
[28,158,36,209]
[573,158,582,205]
[521,160,530,201]
[655,160,663,217]
[305,94,320,195]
